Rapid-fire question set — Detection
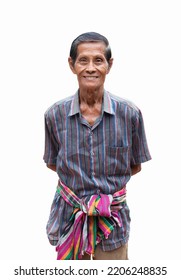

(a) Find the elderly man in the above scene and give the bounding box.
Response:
[43,32,151,260]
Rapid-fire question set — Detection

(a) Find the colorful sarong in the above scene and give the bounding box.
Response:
[54,180,127,260]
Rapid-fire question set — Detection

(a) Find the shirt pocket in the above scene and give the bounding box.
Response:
[105,146,130,175]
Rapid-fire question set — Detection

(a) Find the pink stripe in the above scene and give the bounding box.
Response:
[56,231,74,258]
[97,194,111,217]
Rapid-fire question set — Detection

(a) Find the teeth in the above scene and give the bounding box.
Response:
[85,76,97,79]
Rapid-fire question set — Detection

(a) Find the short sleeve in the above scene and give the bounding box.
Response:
[131,109,151,165]
[43,113,59,165]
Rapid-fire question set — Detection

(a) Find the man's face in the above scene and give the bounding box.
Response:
[69,42,113,91]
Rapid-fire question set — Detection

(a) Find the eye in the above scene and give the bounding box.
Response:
[79,57,87,64]
[95,57,103,64]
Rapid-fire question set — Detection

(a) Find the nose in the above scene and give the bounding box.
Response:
[86,61,96,73]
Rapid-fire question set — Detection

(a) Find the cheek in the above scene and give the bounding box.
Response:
[100,68,109,76]
[99,65,109,72]
[75,66,86,75]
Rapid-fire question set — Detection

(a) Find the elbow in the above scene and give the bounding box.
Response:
[47,164,56,172]
[137,164,142,173]
[131,164,141,176]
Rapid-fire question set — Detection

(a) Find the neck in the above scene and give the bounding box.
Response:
[79,88,104,106]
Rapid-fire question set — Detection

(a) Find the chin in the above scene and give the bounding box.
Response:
[82,82,100,88]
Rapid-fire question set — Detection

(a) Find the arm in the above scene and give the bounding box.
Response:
[47,164,56,172]
[131,164,141,176]
[43,113,59,170]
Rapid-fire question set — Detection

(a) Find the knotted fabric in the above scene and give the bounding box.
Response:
[56,180,127,260]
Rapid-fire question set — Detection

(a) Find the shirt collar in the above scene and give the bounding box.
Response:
[68,91,80,116]
[68,89,115,117]
[103,90,115,115]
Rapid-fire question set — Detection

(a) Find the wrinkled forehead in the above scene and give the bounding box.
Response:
[76,42,107,57]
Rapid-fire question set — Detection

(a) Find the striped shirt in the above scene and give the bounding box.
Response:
[43,90,151,251]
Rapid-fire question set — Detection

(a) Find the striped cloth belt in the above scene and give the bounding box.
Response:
[56,180,127,260]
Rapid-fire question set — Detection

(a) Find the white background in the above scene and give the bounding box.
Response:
[0,0,181,262]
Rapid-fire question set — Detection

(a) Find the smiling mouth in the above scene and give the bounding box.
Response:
[83,76,98,79]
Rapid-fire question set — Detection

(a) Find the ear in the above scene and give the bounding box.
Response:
[68,57,76,74]
[107,58,113,74]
